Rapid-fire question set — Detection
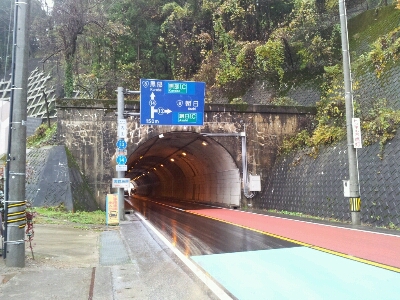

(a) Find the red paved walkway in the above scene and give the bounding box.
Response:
[188,208,400,269]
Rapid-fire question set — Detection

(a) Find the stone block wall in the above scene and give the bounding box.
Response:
[57,106,116,210]
[56,101,315,209]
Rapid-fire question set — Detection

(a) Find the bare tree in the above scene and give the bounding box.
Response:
[39,0,106,97]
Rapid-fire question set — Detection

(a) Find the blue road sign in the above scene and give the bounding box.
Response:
[116,139,127,150]
[140,79,205,126]
[116,155,127,165]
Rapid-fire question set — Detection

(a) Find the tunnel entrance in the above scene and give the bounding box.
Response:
[125,131,241,207]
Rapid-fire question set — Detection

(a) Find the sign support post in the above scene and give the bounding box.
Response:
[117,87,125,221]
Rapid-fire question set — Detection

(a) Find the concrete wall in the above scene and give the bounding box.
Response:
[26,145,99,211]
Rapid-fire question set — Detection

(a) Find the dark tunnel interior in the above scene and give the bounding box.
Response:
[125,132,241,207]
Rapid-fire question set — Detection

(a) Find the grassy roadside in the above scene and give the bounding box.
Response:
[31,204,106,229]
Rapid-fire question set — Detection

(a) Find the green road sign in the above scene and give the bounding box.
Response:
[168,83,188,94]
[176,113,197,123]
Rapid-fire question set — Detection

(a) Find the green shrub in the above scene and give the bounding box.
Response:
[27,123,57,148]
[361,98,400,158]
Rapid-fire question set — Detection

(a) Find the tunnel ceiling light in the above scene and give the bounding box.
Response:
[181,152,187,156]
[160,164,164,167]
[202,141,207,146]
[170,158,175,162]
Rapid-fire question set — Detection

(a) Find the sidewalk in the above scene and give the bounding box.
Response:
[0,213,221,300]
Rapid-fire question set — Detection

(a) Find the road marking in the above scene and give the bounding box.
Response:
[187,210,400,274]
[192,247,400,299]
[135,212,234,300]
[141,198,400,273]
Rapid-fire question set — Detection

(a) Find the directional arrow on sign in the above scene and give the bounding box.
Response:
[157,107,172,115]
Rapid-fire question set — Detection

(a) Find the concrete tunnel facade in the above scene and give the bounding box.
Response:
[125,131,241,207]
[56,101,315,210]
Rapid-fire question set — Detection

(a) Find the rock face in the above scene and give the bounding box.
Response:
[26,145,99,211]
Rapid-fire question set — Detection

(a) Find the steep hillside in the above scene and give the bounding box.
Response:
[260,4,400,228]
[348,5,400,56]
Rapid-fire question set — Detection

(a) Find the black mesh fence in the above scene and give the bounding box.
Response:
[260,134,400,227]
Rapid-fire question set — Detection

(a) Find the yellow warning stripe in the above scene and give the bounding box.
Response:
[350,197,361,211]
[187,210,400,274]
[8,201,26,208]
[7,211,26,217]
[7,217,26,224]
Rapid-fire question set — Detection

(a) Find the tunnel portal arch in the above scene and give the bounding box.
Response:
[57,102,315,210]
[125,131,241,207]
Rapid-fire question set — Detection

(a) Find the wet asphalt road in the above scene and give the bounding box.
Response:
[126,196,400,300]
[126,196,299,256]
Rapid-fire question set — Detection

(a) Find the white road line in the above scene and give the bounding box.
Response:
[135,212,233,300]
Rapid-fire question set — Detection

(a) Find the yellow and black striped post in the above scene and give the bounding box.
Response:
[349,197,361,212]
[7,201,27,228]
[349,197,361,225]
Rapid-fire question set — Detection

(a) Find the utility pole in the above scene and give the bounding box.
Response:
[4,0,30,266]
[339,0,361,225]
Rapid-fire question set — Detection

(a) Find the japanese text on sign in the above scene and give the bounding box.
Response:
[106,194,119,225]
[352,118,362,148]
